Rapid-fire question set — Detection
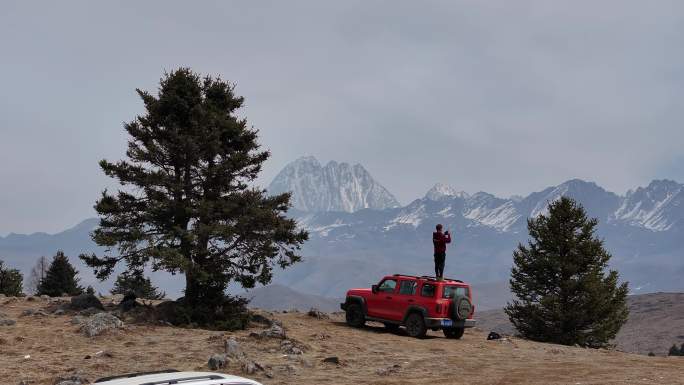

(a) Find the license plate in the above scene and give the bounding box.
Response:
[441,319,453,327]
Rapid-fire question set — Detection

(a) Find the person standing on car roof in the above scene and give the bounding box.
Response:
[433,224,451,280]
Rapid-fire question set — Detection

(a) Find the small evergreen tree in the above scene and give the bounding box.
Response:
[668,344,681,356]
[37,251,84,297]
[505,197,629,348]
[648,352,655,357]
[111,269,165,300]
[86,285,96,295]
[0,260,23,296]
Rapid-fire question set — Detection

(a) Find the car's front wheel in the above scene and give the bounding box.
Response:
[345,303,365,328]
[405,312,427,338]
[443,327,465,339]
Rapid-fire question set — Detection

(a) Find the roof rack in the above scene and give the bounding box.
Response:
[392,274,421,279]
[95,370,180,383]
[393,274,463,283]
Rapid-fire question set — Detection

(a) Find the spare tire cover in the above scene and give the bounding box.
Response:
[452,296,472,320]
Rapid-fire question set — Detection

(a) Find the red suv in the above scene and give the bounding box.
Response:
[340,274,476,338]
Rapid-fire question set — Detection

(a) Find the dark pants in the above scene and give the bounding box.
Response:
[434,252,446,278]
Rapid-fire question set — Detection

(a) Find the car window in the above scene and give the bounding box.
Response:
[378,279,397,293]
[421,283,435,297]
[442,285,469,299]
[398,280,417,295]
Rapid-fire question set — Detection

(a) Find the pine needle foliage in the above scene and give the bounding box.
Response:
[0,260,23,296]
[111,269,165,300]
[37,251,83,297]
[505,197,629,348]
[80,69,308,325]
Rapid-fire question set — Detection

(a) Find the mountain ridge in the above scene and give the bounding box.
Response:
[267,156,401,213]
[2,167,683,301]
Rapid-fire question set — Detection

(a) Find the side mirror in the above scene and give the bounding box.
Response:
[371,284,379,294]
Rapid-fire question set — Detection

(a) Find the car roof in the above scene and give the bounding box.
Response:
[94,371,261,385]
[389,274,468,285]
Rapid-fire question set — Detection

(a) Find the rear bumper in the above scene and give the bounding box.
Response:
[425,318,477,329]
[340,302,347,311]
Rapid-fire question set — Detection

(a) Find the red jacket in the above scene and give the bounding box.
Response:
[433,231,451,253]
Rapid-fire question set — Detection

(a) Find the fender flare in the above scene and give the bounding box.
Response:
[344,295,368,315]
[402,305,428,323]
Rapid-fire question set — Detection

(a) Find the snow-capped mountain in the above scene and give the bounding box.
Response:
[268,156,400,213]
[611,180,684,232]
[425,183,469,200]
[270,178,684,298]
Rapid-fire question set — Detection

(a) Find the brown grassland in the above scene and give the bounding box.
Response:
[1,296,683,385]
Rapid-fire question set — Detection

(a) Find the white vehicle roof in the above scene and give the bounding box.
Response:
[93,371,262,385]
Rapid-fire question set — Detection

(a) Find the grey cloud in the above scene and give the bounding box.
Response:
[1,0,683,234]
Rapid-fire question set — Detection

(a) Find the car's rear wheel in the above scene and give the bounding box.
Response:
[443,327,465,339]
[405,312,427,338]
[345,303,365,328]
[384,323,400,332]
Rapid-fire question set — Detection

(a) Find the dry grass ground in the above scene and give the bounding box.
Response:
[1,296,683,385]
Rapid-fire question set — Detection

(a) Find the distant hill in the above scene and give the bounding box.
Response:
[242,284,341,312]
[476,292,684,355]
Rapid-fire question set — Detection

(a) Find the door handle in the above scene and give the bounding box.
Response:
[385,296,392,300]
[408,299,414,303]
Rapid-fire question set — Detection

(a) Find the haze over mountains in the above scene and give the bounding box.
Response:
[1,156,683,309]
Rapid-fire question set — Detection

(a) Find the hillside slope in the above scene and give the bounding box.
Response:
[243,284,341,312]
[477,292,684,355]
[1,296,682,385]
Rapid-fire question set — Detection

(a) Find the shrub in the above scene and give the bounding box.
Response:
[0,260,23,296]
[111,270,165,300]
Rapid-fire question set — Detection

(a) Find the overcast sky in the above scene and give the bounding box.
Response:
[1,1,684,235]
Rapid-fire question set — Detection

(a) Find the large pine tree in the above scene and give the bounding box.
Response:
[81,69,307,321]
[37,251,83,297]
[505,197,629,347]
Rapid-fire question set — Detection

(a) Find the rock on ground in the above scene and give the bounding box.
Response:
[53,374,89,385]
[79,313,124,337]
[0,318,16,326]
[70,294,104,311]
[376,364,401,376]
[21,309,48,317]
[307,308,329,319]
[322,356,340,364]
[251,323,286,339]
[225,337,244,358]
[208,353,228,370]
[77,307,103,317]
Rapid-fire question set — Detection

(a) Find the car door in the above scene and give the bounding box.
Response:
[366,278,398,319]
[393,279,419,320]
